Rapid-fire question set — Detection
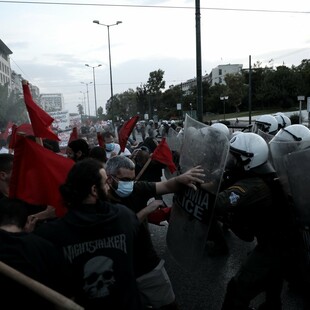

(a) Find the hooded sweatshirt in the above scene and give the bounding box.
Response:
[34,200,141,310]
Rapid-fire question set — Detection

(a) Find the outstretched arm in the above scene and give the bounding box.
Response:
[155,166,205,195]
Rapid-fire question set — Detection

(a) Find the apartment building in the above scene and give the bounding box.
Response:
[0,39,12,89]
[209,64,243,86]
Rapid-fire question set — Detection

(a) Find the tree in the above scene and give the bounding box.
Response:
[0,83,28,129]
[146,69,165,119]
[224,73,246,113]
[146,69,165,94]
[113,89,137,120]
[161,85,184,119]
[77,104,84,115]
[136,84,148,117]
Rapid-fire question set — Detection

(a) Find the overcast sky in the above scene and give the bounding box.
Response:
[1,0,310,115]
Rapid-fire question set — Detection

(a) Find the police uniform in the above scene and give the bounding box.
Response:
[216,175,298,310]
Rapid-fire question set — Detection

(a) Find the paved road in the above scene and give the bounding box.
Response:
[149,207,305,310]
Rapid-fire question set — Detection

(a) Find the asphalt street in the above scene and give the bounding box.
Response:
[149,208,305,310]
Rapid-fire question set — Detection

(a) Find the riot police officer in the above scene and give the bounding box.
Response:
[211,133,298,310]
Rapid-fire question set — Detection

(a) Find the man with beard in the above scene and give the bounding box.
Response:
[34,158,142,310]
[66,138,90,162]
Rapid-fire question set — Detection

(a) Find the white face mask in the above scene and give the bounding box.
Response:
[115,180,134,198]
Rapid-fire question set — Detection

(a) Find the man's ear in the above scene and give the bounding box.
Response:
[76,150,83,159]
[91,184,98,198]
[106,176,113,186]
[0,171,6,181]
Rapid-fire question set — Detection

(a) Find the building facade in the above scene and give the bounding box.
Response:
[0,39,12,89]
[209,64,243,86]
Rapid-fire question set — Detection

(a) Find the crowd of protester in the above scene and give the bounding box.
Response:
[0,110,309,309]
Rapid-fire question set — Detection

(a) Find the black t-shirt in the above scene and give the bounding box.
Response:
[0,229,68,308]
[118,181,161,277]
[34,201,142,310]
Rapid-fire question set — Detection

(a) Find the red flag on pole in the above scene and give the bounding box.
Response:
[68,127,78,144]
[97,132,104,147]
[8,124,36,150]
[22,81,60,141]
[118,115,139,152]
[9,136,74,217]
[151,138,176,173]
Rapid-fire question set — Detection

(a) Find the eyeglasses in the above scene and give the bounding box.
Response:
[110,175,134,182]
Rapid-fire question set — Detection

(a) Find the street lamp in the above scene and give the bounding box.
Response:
[81,82,92,116]
[85,64,102,117]
[93,20,122,120]
[297,96,305,124]
[220,96,229,120]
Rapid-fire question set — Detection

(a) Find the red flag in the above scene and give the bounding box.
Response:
[68,127,78,144]
[22,81,60,141]
[151,138,176,173]
[148,207,171,226]
[8,124,35,150]
[9,136,74,217]
[97,132,104,147]
[118,115,139,152]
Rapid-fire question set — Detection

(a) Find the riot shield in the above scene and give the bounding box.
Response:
[269,139,310,196]
[166,127,182,152]
[257,129,274,143]
[285,148,310,282]
[166,114,230,271]
[164,127,182,180]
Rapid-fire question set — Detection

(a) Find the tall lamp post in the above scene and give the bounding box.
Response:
[81,82,92,117]
[85,64,102,117]
[93,20,122,121]
[220,96,229,120]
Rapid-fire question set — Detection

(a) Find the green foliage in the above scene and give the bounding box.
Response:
[224,73,246,113]
[77,103,84,115]
[146,69,165,94]
[109,59,310,120]
[290,113,301,124]
[0,83,28,129]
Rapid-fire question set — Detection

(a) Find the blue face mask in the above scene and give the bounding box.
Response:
[105,143,115,152]
[115,181,134,198]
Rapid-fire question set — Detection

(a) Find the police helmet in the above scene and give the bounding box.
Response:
[253,114,278,135]
[270,124,310,142]
[211,123,230,138]
[273,113,291,129]
[230,132,269,171]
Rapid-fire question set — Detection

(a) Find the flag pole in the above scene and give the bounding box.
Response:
[0,261,84,310]
[135,156,152,181]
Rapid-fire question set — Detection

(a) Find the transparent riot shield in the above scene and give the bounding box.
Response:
[164,127,183,180]
[166,127,182,152]
[285,148,310,283]
[269,139,310,196]
[166,114,230,271]
[257,129,274,143]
